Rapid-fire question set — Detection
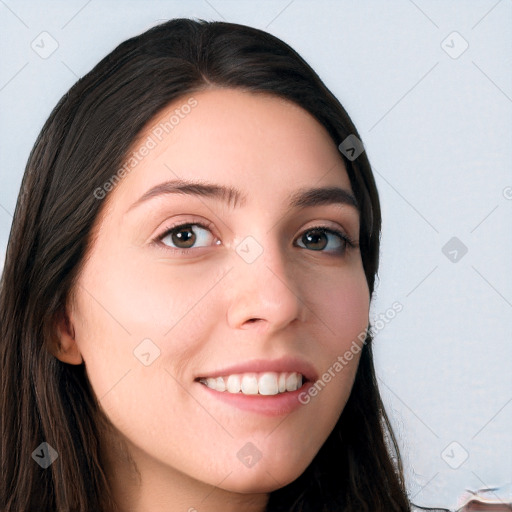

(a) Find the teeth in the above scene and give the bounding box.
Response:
[226,374,241,393]
[200,372,304,395]
[215,377,226,392]
[285,372,297,392]
[258,372,278,395]
[241,374,258,395]
[278,372,286,393]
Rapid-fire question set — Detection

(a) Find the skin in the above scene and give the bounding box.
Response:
[54,88,370,512]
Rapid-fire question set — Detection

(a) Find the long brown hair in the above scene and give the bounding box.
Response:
[1,18,412,511]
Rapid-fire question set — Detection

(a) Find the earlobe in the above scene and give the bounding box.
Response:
[51,306,84,365]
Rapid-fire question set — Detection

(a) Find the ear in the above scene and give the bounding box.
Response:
[50,306,84,365]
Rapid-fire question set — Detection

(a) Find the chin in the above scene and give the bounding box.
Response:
[217,459,308,494]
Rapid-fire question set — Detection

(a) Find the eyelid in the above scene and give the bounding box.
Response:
[296,222,358,248]
[152,217,219,247]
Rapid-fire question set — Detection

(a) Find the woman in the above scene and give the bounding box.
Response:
[0,18,444,511]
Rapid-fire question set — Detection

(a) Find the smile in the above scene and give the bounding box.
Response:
[199,372,304,395]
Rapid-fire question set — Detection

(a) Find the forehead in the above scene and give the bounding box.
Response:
[110,88,352,208]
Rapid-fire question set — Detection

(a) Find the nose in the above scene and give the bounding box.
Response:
[226,244,306,332]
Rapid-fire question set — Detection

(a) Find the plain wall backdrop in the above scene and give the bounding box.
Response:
[0,1,511,509]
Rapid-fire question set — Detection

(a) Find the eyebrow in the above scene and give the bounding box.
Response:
[126,179,359,213]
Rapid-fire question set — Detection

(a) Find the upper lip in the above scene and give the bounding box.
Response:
[196,356,317,383]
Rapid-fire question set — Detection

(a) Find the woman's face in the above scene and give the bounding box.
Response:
[63,89,369,497]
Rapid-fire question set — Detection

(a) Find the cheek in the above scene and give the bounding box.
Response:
[315,266,370,348]
[306,266,369,406]
[79,243,208,332]
[72,253,227,393]
[292,263,369,406]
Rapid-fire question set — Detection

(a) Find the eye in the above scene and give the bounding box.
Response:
[158,223,219,249]
[295,227,354,253]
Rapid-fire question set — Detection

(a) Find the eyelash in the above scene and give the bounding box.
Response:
[154,221,357,255]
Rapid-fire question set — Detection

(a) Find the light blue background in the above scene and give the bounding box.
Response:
[1,1,511,509]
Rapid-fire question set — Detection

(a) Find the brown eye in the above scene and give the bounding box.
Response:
[296,228,347,253]
[160,224,216,249]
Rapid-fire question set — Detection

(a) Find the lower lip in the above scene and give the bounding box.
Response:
[197,381,313,417]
